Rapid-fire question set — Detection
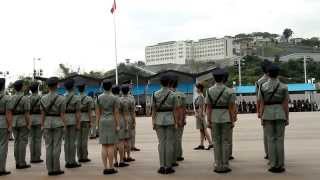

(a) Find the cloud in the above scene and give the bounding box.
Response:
[0,0,319,81]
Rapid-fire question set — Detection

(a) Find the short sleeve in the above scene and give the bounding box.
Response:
[75,97,81,111]
[6,97,14,111]
[59,97,66,113]
[205,90,210,105]
[24,96,31,112]
[229,92,236,105]
[88,97,94,109]
[283,85,289,99]
[257,87,263,101]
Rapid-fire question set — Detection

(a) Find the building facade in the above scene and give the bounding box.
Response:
[145,37,234,65]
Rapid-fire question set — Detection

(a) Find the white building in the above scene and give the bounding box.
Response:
[145,37,234,65]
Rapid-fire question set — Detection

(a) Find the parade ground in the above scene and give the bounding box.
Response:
[4,112,320,180]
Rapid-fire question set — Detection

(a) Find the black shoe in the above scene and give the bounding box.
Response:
[124,157,135,162]
[103,169,118,175]
[79,159,91,163]
[165,167,175,174]
[114,163,119,167]
[158,167,166,174]
[194,145,205,150]
[16,164,31,169]
[65,163,81,168]
[269,167,285,173]
[206,144,214,150]
[49,170,64,176]
[214,168,232,173]
[31,160,44,164]
[264,155,269,160]
[118,162,130,167]
[89,137,96,139]
[172,163,179,167]
[229,156,235,160]
[177,157,184,161]
[0,171,11,176]
[132,147,140,151]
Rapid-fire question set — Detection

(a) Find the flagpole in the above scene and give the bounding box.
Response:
[113,10,119,85]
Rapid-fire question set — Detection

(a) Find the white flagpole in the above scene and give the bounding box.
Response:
[113,10,119,85]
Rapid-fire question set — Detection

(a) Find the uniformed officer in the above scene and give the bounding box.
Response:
[206,68,236,173]
[223,71,237,160]
[194,83,213,150]
[258,64,289,173]
[63,79,81,168]
[112,85,129,167]
[169,76,186,165]
[152,74,178,174]
[256,59,272,160]
[129,90,140,152]
[89,92,97,139]
[8,80,31,169]
[121,85,136,163]
[77,83,93,163]
[29,82,43,164]
[40,77,66,176]
[96,80,120,175]
[0,78,11,176]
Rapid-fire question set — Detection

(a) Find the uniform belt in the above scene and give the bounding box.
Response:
[212,106,228,109]
[264,102,282,105]
[13,112,25,115]
[46,114,60,117]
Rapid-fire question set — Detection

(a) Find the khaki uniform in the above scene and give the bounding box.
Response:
[256,74,269,157]
[0,92,10,172]
[206,84,236,171]
[152,87,177,168]
[8,92,30,167]
[64,91,81,165]
[119,95,134,140]
[90,98,97,138]
[40,91,66,173]
[29,93,43,162]
[258,78,288,169]
[97,91,120,145]
[195,95,207,129]
[173,91,186,163]
[77,93,93,161]
[129,95,136,149]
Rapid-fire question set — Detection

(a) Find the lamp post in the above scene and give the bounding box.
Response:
[33,58,41,79]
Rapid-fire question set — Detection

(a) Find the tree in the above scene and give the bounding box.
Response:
[283,28,293,42]
[58,64,71,77]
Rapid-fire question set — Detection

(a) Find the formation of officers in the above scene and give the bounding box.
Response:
[151,60,289,174]
[0,77,139,176]
[0,59,289,176]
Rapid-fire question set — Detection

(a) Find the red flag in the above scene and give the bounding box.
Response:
[110,0,116,14]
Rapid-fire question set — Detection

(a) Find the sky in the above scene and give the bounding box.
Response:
[0,0,320,82]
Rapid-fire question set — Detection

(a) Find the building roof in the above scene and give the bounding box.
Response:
[236,83,316,94]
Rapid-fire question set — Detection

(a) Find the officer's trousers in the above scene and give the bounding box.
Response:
[64,125,77,164]
[77,122,90,160]
[13,126,29,166]
[176,127,184,159]
[229,127,233,158]
[44,128,63,173]
[263,124,269,157]
[264,120,285,168]
[0,129,9,172]
[29,125,42,162]
[155,125,175,168]
[212,122,232,171]
[131,127,136,148]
